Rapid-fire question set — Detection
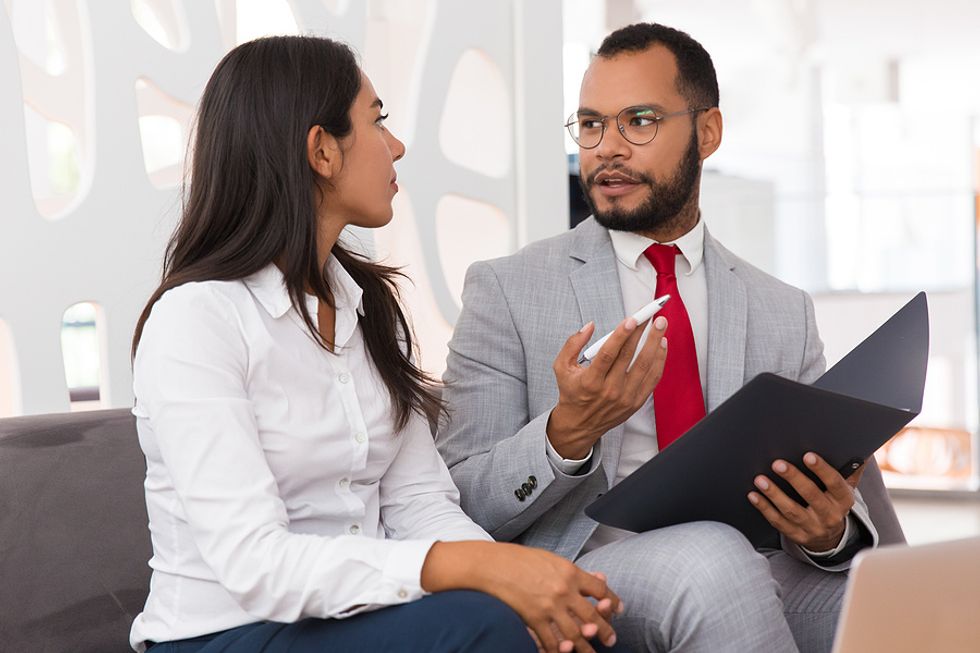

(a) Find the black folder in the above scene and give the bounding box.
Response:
[585,292,929,547]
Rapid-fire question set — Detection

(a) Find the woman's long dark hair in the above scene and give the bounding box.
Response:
[132,36,442,431]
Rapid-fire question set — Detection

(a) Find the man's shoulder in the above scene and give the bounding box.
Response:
[708,234,808,302]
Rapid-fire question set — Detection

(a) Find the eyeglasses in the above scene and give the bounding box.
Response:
[565,105,710,149]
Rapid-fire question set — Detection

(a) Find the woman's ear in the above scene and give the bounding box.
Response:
[306,125,342,180]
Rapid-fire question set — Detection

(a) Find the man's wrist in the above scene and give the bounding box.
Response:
[545,405,594,459]
[803,515,854,557]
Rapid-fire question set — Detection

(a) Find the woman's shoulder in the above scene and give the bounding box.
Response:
[146,278,256,336]
[136,279,256,367]
[155,278,252,312]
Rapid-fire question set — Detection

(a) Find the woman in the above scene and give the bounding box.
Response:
[129,36,627,653]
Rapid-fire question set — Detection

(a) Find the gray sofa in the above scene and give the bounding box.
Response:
[0,408,907,652]
[0,409,150,652]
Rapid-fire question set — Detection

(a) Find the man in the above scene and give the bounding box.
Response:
[437,23,893,653]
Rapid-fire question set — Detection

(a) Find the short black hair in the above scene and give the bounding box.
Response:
[597,23,719,109]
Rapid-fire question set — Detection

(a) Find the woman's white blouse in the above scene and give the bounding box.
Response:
[129,258,491,651]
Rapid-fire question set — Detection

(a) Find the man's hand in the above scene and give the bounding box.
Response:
[747,452,866,552]
[546,316,668,460]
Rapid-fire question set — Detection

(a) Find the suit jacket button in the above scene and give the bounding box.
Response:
[515,488,526,501]
[528,475,538,489]
[521,482,532,495]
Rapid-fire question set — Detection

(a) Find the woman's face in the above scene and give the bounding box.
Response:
[320,72,406,229]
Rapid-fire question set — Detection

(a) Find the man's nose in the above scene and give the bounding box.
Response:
[593,122,631,160]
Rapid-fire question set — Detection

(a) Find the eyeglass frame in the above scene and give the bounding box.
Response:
[564,105,712,149]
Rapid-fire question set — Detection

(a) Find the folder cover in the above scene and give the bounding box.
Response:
[585,292,929,547]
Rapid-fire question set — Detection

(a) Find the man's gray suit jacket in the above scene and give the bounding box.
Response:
[436,217,903,569]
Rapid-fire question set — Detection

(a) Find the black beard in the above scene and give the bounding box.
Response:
[580,129,701,233]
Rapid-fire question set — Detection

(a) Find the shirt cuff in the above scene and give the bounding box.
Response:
[332,538,435,619]
[545,436,593,475]
[381,539,434,600]
[802,514,857,558]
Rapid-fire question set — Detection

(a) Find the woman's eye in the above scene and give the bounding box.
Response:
[376,113,389,126]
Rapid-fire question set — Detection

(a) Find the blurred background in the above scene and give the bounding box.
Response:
[1,0,977,541]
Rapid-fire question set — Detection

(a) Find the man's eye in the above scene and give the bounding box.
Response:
[630,116,657,127]
[580,119,603,130]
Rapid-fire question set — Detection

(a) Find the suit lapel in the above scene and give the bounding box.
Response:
[568,219,627,487]
[704,229,747,412]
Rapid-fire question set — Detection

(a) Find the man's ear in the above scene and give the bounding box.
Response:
[306,125,342,180]
[697,107,723,161]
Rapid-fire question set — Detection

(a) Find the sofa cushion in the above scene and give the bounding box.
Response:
[0,408,150,652]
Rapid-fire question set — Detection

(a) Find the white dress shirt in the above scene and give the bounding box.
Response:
[130,257,490,651]
[578,219,708,553]
[546,219,855,557]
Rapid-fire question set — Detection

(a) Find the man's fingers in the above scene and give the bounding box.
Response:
[556,322,595,371]
[606,317,649,380]
[770,459,854,533]
[751,469,847,551]
[801,452,855,504]
[627,315,668,394]
[587,318,639,377]
[748,491,804,541]
[769,460,831,512]
[752,474,809,525]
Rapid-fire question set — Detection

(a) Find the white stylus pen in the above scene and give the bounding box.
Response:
[578,294,671,364]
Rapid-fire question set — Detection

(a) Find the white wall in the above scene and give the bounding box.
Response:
[813,290,978,434]
[0,0,569,416]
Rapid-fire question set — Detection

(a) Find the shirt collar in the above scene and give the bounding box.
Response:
[608,216,705,276]
[244,257,366,320]
[326,255,366,318]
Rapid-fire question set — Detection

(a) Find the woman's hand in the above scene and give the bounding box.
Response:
[422,541,623,653]
[525,571,622,653]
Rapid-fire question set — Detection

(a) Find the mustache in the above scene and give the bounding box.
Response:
[584,165,654,187]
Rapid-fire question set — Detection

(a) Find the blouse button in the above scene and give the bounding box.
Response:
[338,478,350,489]
[338,373,351,384]
[354,432,367,444]
[349,523,360,535]
[397,589,408,599]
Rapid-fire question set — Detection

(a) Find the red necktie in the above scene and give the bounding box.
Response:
[643,244,706,449]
